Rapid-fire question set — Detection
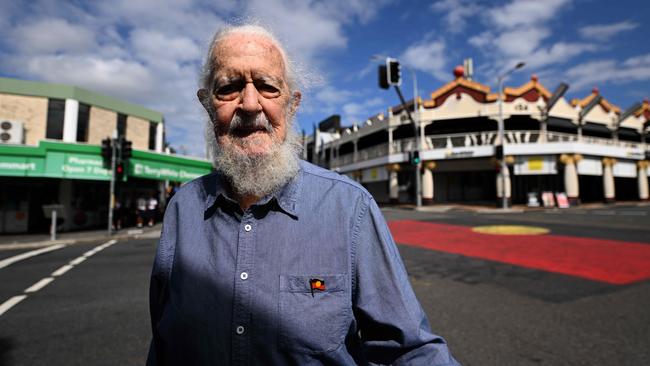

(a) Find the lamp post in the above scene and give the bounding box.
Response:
[497,62,525,209]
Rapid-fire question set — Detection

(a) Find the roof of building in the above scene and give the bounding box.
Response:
[571,87,621,114]
[0,76,163,123]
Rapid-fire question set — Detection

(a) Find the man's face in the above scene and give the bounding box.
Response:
[205,33,300,157]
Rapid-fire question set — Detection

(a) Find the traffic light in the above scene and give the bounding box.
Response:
[115,162,125,181]
[121,139,132,160]
[409,150,420,166]
[387,58,401,86]
[378,65,389,89]
[101,138,112,167]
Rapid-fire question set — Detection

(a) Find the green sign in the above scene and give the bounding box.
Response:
[45,152,111,180]
[129,159,209,182]
[0,140,212,182]
[0,155,45,177]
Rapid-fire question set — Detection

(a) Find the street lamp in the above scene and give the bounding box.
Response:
[372,55,422,207]
[497,61,525,209]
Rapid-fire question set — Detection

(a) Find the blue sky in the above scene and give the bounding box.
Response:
[1,0,648,157]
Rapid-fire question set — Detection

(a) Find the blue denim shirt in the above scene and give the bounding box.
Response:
[148,160,459,365]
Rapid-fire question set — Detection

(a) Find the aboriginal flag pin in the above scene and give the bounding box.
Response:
[309,278,326,297]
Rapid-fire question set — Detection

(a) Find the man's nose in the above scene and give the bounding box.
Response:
[240,82,262,114]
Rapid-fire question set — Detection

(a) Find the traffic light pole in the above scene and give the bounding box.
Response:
[107,135,117,235]
[393,85,422,208]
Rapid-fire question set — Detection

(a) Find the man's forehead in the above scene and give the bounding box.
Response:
[213,33,286,74]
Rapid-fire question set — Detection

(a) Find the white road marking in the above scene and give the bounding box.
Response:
[24,277,54,293]
[51,264,74,277]
[0,239,118,317]
[0,244,66,269]
[0,295,27,316]
[69,256,87,265]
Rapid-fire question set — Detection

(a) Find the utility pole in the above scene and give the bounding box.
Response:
[107,131,117,235]
[497,62,525,209]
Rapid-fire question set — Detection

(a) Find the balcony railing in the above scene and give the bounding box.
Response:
[328,130,644,168]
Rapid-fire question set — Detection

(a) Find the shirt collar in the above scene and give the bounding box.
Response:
[203,165,302,218]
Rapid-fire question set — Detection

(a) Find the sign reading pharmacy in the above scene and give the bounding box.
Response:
[0,140,212,182]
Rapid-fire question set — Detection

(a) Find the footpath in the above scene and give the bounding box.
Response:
[0,224,162,250]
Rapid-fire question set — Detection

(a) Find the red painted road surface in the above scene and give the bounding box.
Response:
[388,220,650,285]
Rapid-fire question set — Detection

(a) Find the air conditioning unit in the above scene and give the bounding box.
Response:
[0,120,24,144]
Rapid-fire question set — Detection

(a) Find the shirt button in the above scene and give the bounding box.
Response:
[236,325,245,335]
[240,272,248,280]
[244,224,252,232]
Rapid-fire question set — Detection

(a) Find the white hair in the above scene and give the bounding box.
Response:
[200,22,302,97]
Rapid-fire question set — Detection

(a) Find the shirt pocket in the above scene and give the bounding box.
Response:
[278,274,351,354]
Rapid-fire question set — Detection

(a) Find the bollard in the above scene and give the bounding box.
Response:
[50,210,57,241]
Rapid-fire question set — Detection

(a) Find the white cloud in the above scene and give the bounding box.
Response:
[342,97,384,124]
[24,55,157,101]
[431,0,482,33]
[400,40,448,81]
[579,20,638,40]
[487,0,570,30]
[12,18,95,54]
[130,29,201,63]
[565,53,650,91]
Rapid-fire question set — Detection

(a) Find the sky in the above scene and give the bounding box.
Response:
[1,0,648,158]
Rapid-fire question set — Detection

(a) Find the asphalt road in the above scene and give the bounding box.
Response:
[0,204,649,365]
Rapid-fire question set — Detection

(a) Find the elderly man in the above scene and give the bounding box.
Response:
[147,24,459,366]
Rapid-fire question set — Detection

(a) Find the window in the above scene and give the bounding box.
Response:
[117,113,127,137]
[46,99,65,140]
[76,103,90,142]
[149,122,157,150]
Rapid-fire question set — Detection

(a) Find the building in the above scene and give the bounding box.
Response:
[0,77,212,233]
[305,67,650,206]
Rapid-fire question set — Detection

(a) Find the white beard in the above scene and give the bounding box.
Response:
[205,115,302,198]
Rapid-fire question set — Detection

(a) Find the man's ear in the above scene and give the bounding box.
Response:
[197,88,215,122]
[288,91,302,117]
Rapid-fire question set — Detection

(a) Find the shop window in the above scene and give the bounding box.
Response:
[76,103,90,142]
[46,99,65,140]
[149,122,157,150]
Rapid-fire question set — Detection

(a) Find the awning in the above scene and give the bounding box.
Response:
[617,127,640,140]
[582,122,612,135]
[546,117,576,130]
[0,140,213,182]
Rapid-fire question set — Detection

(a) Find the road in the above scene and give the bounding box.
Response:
[1,204,649,365]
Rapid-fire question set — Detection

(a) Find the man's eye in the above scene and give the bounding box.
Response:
[257,84,280,98]
[215,84,241,100]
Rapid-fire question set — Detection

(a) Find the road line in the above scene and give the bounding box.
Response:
[0,244,66,269]
[0,295,28,316]
[69,256,87,265]
[24,277,55,293]
[0,239,118,318]
[51,264,74,277]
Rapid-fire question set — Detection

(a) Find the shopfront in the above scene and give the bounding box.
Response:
[0,140,212,233]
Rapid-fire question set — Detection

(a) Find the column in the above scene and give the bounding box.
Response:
[156,123,164,152]
[422,161,436,205]
[62,99,79,142]
[387,163,400,204]
[602,157,616,203]
[560,154,581,205]
[638,161,649,200]
[353,139,358,163]
[388,127,395,154]
[496,164,512,206]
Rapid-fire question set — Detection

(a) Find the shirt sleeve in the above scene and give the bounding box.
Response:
[352,195,460,366]
[146,199,177,366]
